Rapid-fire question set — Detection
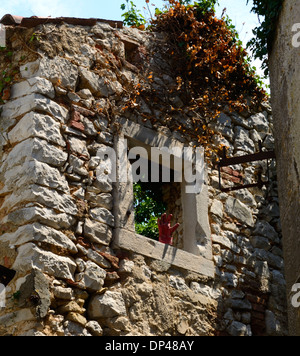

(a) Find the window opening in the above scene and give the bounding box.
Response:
[133,182,166,241]
[129,151,183,247]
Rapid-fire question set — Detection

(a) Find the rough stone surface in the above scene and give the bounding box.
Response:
[1,94,69,122]
[11,77,55,100]
[0,160,69,195]
[83,218,113,245]
[21,57,79,91]
[88,291,127,318]
[1,223,77,253]
[13,243,77,280]
[225,196,255,227]
[75,261,106,291]
[0,20,288,337]
[8,112,65,147]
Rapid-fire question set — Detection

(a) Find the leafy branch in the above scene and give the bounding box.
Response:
[121,0,147,28]
[246,0,284,75]
[134,182,167,240]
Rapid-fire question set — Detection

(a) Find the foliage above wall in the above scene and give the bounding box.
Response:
[121,0,147,28]
[247,0,284,75]
[151,0,267,118]
[121,0,267,152]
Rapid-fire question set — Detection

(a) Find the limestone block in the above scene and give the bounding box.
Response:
[1,138,68,169]
[91,22,115,37]
[253,221,279,242]
[118,260,135,274]
[77,89,93,100]
[1,223,78,254]
[208,112,234,139]
[0,184,78,216]
[113,229,215,278]
[75,261,106,291]
[2,206,75,230]
[66,313,87,326]
[86,320,103,336]
[0,111,16,133]
[263,133,275,150]
[169,275,188,291]
[0,133,8,160]
[210,199,224,218]
[1,94,69,122]
[227,321,251,336]
[67,137,90,159]
[265,310,281,336]
[17,269,51,319]
[0,309,36,329]
[227,298,252,311]
[10,77,55,100]
[253,249,284,269]
[8,112,65,147]
[231,113,253,130]
[12,243,77,281]
[89,207,115,227]
[20,57,79,91]
[220,271,238,288]
[0,159,69,195]
[97,131,114,145]
[52,286,75,300]
[85,191,113,209]
[212,234,240,254]
[20,60,40,79]
[182,181,212,260]
[86,249,112,269]
[225,196,255,227]
[250,235,270,250]
[93,174,113,193]
[68,154,89,176]
[63,321,91,336]
[31,138,68,167]
[234,126,256,154]
[83,218,113,245]
[233,189,257,208]
[82,117,98,137]
[88,291,127,319]
[79,67,119,97]
[75,258,86,272]
[248,112,269,134]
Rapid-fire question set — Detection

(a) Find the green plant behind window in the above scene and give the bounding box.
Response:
[133,182,167,241]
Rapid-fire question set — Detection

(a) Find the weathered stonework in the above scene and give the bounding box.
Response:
[0,18,288,336]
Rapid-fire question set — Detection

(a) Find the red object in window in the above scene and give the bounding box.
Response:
[158,213,180,246]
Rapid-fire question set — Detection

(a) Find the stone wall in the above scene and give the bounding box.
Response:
[0,20,288,336]
[268,0,300,336]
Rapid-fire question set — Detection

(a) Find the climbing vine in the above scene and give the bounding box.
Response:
[121,0,267,157]
[0,48,15,103]
[0,28,38,104]
[152,1,266,142]
[247,0,284,75]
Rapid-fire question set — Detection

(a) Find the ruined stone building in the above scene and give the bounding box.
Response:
[0,12,288,336]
